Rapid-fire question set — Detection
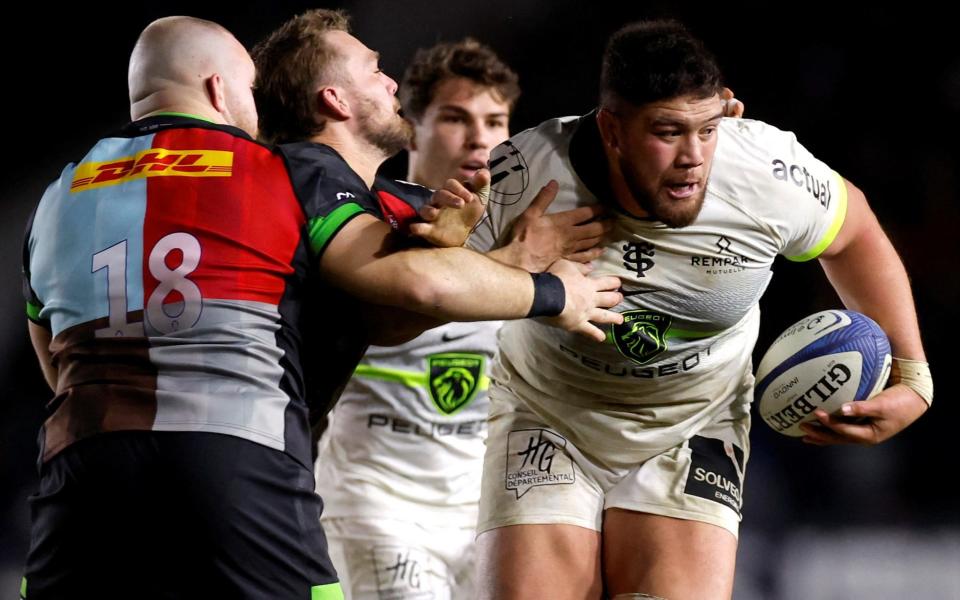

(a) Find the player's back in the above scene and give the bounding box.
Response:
[24,116,315,465]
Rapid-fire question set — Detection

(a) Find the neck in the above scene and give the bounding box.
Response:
[405,150,430,188]
[312,122,388,189]
[602,143,648,218]
[130,89,223,124]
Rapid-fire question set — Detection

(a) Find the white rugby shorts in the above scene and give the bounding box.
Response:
[477,372,750,537]
[323,516,476,600]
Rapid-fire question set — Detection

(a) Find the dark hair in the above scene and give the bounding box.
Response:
[600,20,722,109]
[252,9,351,144]
[400,38,520,122]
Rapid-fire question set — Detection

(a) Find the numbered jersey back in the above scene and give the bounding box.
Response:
[23,118,316,464]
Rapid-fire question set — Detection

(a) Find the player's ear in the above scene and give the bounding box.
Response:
[597,108,621,153]
[205,73,227,114]
[318,85,350,120]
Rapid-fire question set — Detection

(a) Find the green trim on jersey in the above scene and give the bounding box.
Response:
[311,583,345,600]
[665,327,721,339]
[152,111,214,123]
[307,203,366,257]
[604,325,721,343]
[20,576,26,599]
[353,364,491,392]
[786,171,848,262]
[26,300,42,321]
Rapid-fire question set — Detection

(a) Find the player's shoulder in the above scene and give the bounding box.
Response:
[710,118,838,220]
[278,141,371,206]
[490,115,583,194]
[503,115,582,155]
[712,118,827,193]
[716,117,801,159]
[279,141,355,179]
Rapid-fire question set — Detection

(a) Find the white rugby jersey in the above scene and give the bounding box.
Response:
[315,320,499,526]
[469,114,845,456]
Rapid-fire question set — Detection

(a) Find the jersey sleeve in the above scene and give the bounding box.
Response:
[372,175,432,232]
[280,143,383,261]
[710,118,847,262]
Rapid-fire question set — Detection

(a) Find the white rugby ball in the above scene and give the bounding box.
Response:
[755,310,891,436]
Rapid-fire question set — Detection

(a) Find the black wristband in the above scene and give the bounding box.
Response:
[527,272,566,317]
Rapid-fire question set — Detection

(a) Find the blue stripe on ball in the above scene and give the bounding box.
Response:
[756,310,890,402]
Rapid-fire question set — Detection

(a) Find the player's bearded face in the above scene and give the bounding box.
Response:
[619,153,707,228]
[615,94,722,228]
[355,93,413,158]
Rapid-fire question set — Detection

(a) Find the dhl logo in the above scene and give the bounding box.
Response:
[70,148,233,192]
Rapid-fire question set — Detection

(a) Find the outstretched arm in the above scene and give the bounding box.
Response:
[802,179,930,445]
[319,212,623,341]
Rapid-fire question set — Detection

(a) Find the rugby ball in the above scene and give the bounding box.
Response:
[755,310,891,437]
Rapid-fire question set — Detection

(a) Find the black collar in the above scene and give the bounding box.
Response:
[568,110,616,208]
[568,109,658,221]
[118,115,255,142]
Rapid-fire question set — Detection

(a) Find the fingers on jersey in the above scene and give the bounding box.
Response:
[565,246,605,264]
[415,175,491,247]
[563,218,612,254]
[524,179,560,216]
[554,204,606,227]
[547,259,622,343]
[430,188,467,209]
[500,189,609,272]
[515,185,609,257]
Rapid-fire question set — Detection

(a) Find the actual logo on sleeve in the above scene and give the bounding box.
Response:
[771,158,832,209]
[611,309,673,364]
[683,436,744,516]
[505,429,574,499]
[428,353,484,415]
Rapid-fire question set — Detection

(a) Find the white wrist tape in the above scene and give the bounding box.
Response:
[890,357,933,407]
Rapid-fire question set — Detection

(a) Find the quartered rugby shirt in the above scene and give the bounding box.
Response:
[22,115,421,468]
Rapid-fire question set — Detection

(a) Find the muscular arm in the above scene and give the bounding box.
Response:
[319,213,621,341]
[320,213,536,321]
[28,321,56,391]
[819,181,925,359]
[803,179,928,444]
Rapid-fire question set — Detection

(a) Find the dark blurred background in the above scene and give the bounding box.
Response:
[2,2,957,598]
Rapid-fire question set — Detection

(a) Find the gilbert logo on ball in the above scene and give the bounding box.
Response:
[755,310,891,436]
